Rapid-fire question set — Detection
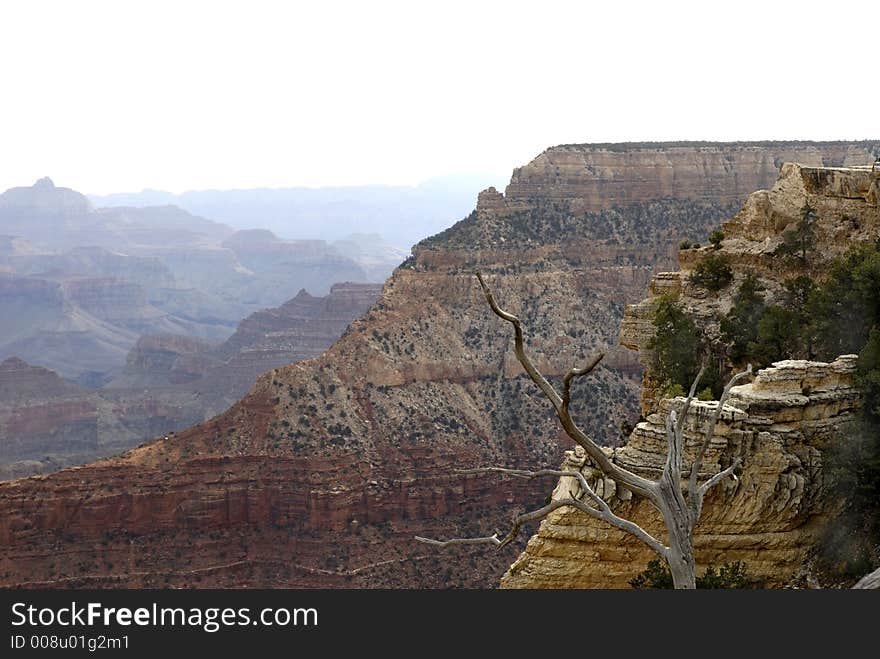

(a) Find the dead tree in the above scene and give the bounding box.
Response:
[416,273,752,589]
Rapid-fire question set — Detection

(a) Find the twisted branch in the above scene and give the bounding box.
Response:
[698,457,742,496]
[562,355,604,414]
[418,467,669,556]
[687,364,752,495]
[476,272,656,500]
[415,534,501,548]
[418,275,754,587]
[665,365,704,491]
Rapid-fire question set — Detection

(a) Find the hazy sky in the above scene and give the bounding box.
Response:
[2,0,877,194]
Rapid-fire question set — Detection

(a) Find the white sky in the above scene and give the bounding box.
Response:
[1,0,877,194]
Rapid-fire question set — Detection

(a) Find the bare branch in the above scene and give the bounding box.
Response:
[415,534,501,548]
[688,364,752,495]
[663,409,677,476]
[417,494,668,558]
[562,354,604,413]
[476,272,656,500]
[415,499,576,551]
[451,466,668,557]
[675,365,705,441]
[476,272,563,409]
[459,466,608,516]
[458,467,592,496]
[664,365,705,491]
[698,457,742,496]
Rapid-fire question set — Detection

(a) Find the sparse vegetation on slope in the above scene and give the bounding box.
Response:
[417,199,741,255]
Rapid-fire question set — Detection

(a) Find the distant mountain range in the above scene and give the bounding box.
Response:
[0,178,407,383]
[88,173,505,248]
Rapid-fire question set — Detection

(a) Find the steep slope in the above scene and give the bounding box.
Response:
[502,162,880,588]
[113,281,384,410]
[0,142,876,589]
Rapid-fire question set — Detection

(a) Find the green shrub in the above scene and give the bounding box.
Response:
[679,239,693,250]
[629,559,750,588]
[628,559,673,588]
[775,202,817,263]
[720,274,766,364]
[806,243,880,572]
[709,229,724,249]
[808,242,880,358]
[662,383,686,398]
[697,561,749,588]
[689,255,733,291]
[749,305,801,368]
[648,296,700,394]
[783,275,815,314]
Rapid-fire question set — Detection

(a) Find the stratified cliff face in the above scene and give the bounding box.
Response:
[502,163,880,588]
[505,141,878,211]
[0,143,876,589]
[115,282,383,397]
[0,359,97,471]
[0,179,396,383]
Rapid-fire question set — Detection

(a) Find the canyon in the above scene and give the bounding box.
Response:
[0,283,380,480]
[0,177,400,475]
[0,142,877,588]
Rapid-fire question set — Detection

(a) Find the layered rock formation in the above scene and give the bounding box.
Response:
[0,283,381,480]
[0,358,198,481]
[503,162,880,588]
[0,142,877,589]
[111,281,384,412]
[501,356,859,588]
[622,161,880,414]
[505,141,877,211]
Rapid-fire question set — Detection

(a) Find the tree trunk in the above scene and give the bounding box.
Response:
[667,537,696,589]
[658,481,697,589]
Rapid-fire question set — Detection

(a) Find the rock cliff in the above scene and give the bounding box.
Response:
[501,356,859,588]
[504,142,877,211]
[502,162,880,588]
[622,161,880,413]
[0,142,877,588]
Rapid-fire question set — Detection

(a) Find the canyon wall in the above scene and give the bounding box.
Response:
[505,142,876,211]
